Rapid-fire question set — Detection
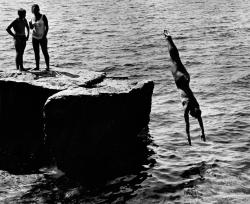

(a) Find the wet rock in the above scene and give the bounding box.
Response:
[0,68,105,172]
[43,79,154,178]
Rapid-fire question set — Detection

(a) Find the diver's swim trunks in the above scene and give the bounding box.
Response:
[175,75,190,90]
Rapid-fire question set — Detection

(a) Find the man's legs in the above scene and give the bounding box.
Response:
[14,39,21,70]
[40,37,50,70]
[19,39,26,70]
[32,38,40,70]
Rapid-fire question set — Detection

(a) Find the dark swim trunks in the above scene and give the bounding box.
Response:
[175,75,190,90]
[14,36,26,53]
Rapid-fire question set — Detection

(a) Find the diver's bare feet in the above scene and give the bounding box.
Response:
[163,29,171,38]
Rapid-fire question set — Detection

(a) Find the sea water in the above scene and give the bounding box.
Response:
[0,0,250,203]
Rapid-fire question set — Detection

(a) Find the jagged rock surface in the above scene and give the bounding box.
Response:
[44,79,154,178]
[0,68,105,172]
[0,68,154,178]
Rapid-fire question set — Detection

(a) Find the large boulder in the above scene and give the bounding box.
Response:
[43,79,154,179]
[0,68,105,172]
[0,67,154,178]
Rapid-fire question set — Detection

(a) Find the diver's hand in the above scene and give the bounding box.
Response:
[201,133,206,142]
[187,133,192,146]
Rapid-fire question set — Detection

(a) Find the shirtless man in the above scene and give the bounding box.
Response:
[6,8,29,71]
[164,30,206,145]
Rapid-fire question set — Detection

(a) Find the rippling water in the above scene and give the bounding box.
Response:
[1,0,250,203]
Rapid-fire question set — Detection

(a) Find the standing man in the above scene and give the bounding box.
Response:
[6,8,29,71]
[164,30,206,145]
[29,4,50,71]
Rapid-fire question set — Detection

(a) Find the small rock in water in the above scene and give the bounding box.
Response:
[39,166,65,179]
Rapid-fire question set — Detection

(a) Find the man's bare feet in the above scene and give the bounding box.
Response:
[31,67,39,71]
[19,68,27,71]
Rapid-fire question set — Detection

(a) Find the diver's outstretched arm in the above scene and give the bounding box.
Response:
[184,107,191,145]
[198,116,206,142]
[163,30,181,63]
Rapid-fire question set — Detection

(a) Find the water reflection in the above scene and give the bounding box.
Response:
[17,128,156,203]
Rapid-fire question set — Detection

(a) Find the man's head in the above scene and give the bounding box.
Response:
[31,4,40,14]
[18,8,26,19]
[190,107,202,118]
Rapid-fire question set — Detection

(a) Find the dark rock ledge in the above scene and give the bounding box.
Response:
[0,68,154,177]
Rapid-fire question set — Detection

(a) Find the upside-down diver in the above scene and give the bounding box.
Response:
[164,30,206,145]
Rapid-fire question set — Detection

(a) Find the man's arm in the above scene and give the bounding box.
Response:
[6,20,16,38]
[29,19,34,29]
[197,115,206,142]
[184,105,191,145]
[43,15,49,38]
[25,19,30,41]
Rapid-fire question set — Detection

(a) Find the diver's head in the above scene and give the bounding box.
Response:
[18,8,26,19]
